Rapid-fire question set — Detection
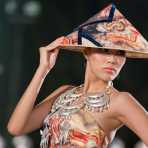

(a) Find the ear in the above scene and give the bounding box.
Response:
[83,52,88,60]
[82,48,91,60]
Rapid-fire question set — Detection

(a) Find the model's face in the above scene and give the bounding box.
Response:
[85,48,126,81]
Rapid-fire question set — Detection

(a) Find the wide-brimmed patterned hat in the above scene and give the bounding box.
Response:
[59,3,148,58]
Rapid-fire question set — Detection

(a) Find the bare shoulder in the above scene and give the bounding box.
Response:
[33,84,75,126]
[50,84,74,94]
[112,91,144,109]
[111,90,147,120]
[51,84,74,98]
[41,84,74,103]
[112,91,134,106]
[111,91,148,145]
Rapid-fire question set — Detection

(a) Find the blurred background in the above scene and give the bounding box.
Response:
[0,0,148,147]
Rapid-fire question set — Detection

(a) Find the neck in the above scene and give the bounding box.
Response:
[83,63,110,94]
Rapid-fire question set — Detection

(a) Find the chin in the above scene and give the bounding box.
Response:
[104,77,114,82]
[94,70,117,82]
[100,74,116,82]
[95,75,113,82]
[105,71,119,80]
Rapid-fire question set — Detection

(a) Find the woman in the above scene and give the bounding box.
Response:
[7,3,148,148]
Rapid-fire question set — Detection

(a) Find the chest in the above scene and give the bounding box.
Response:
[89,110,120,142]
[43,107,107,147]
[49,86,120,134]
[40,86,119,147]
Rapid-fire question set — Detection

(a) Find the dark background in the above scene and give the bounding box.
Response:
[0,0,148,147]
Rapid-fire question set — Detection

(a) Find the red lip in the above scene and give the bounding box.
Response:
[103,67,116,73]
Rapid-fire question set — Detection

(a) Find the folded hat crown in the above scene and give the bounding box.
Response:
[61,3,148,58]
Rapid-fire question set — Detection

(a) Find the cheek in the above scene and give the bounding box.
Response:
[89,55,105,70]
[115,58,126,75]
[118,58,126,68]
[88,56,106,76]
[89,53,106,64]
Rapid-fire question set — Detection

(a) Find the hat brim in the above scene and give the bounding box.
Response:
[59,44,148,59]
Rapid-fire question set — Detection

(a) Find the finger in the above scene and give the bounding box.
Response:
[62,37,69,44]
[56,36,65,41]
[45,45,58,51]
[46,37,65,51]
[69,37,72,44]
[52,48,60,58]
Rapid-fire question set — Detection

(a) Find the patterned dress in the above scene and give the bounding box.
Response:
[40,86,110,148]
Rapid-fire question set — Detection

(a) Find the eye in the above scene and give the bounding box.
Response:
[116,50,125,57]
[101,48,110,53]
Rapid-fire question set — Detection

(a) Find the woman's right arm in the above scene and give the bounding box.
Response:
[7,36,71,136]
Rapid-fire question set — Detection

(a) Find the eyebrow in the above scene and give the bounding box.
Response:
[94,48,126,56]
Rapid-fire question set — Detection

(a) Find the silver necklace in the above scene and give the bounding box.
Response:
[40,82,112,148]
[84,82,112,112]
[84,90,110,112]
[51,81,112,118]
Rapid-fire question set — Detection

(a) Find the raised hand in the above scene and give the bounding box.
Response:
[39,36,68,72]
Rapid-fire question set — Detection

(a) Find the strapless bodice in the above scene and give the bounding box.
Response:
[40,86,110,148]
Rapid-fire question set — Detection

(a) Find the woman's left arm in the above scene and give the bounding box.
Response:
[115,92,148,146]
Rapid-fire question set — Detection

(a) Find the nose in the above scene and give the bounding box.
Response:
[106,54,117,64]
